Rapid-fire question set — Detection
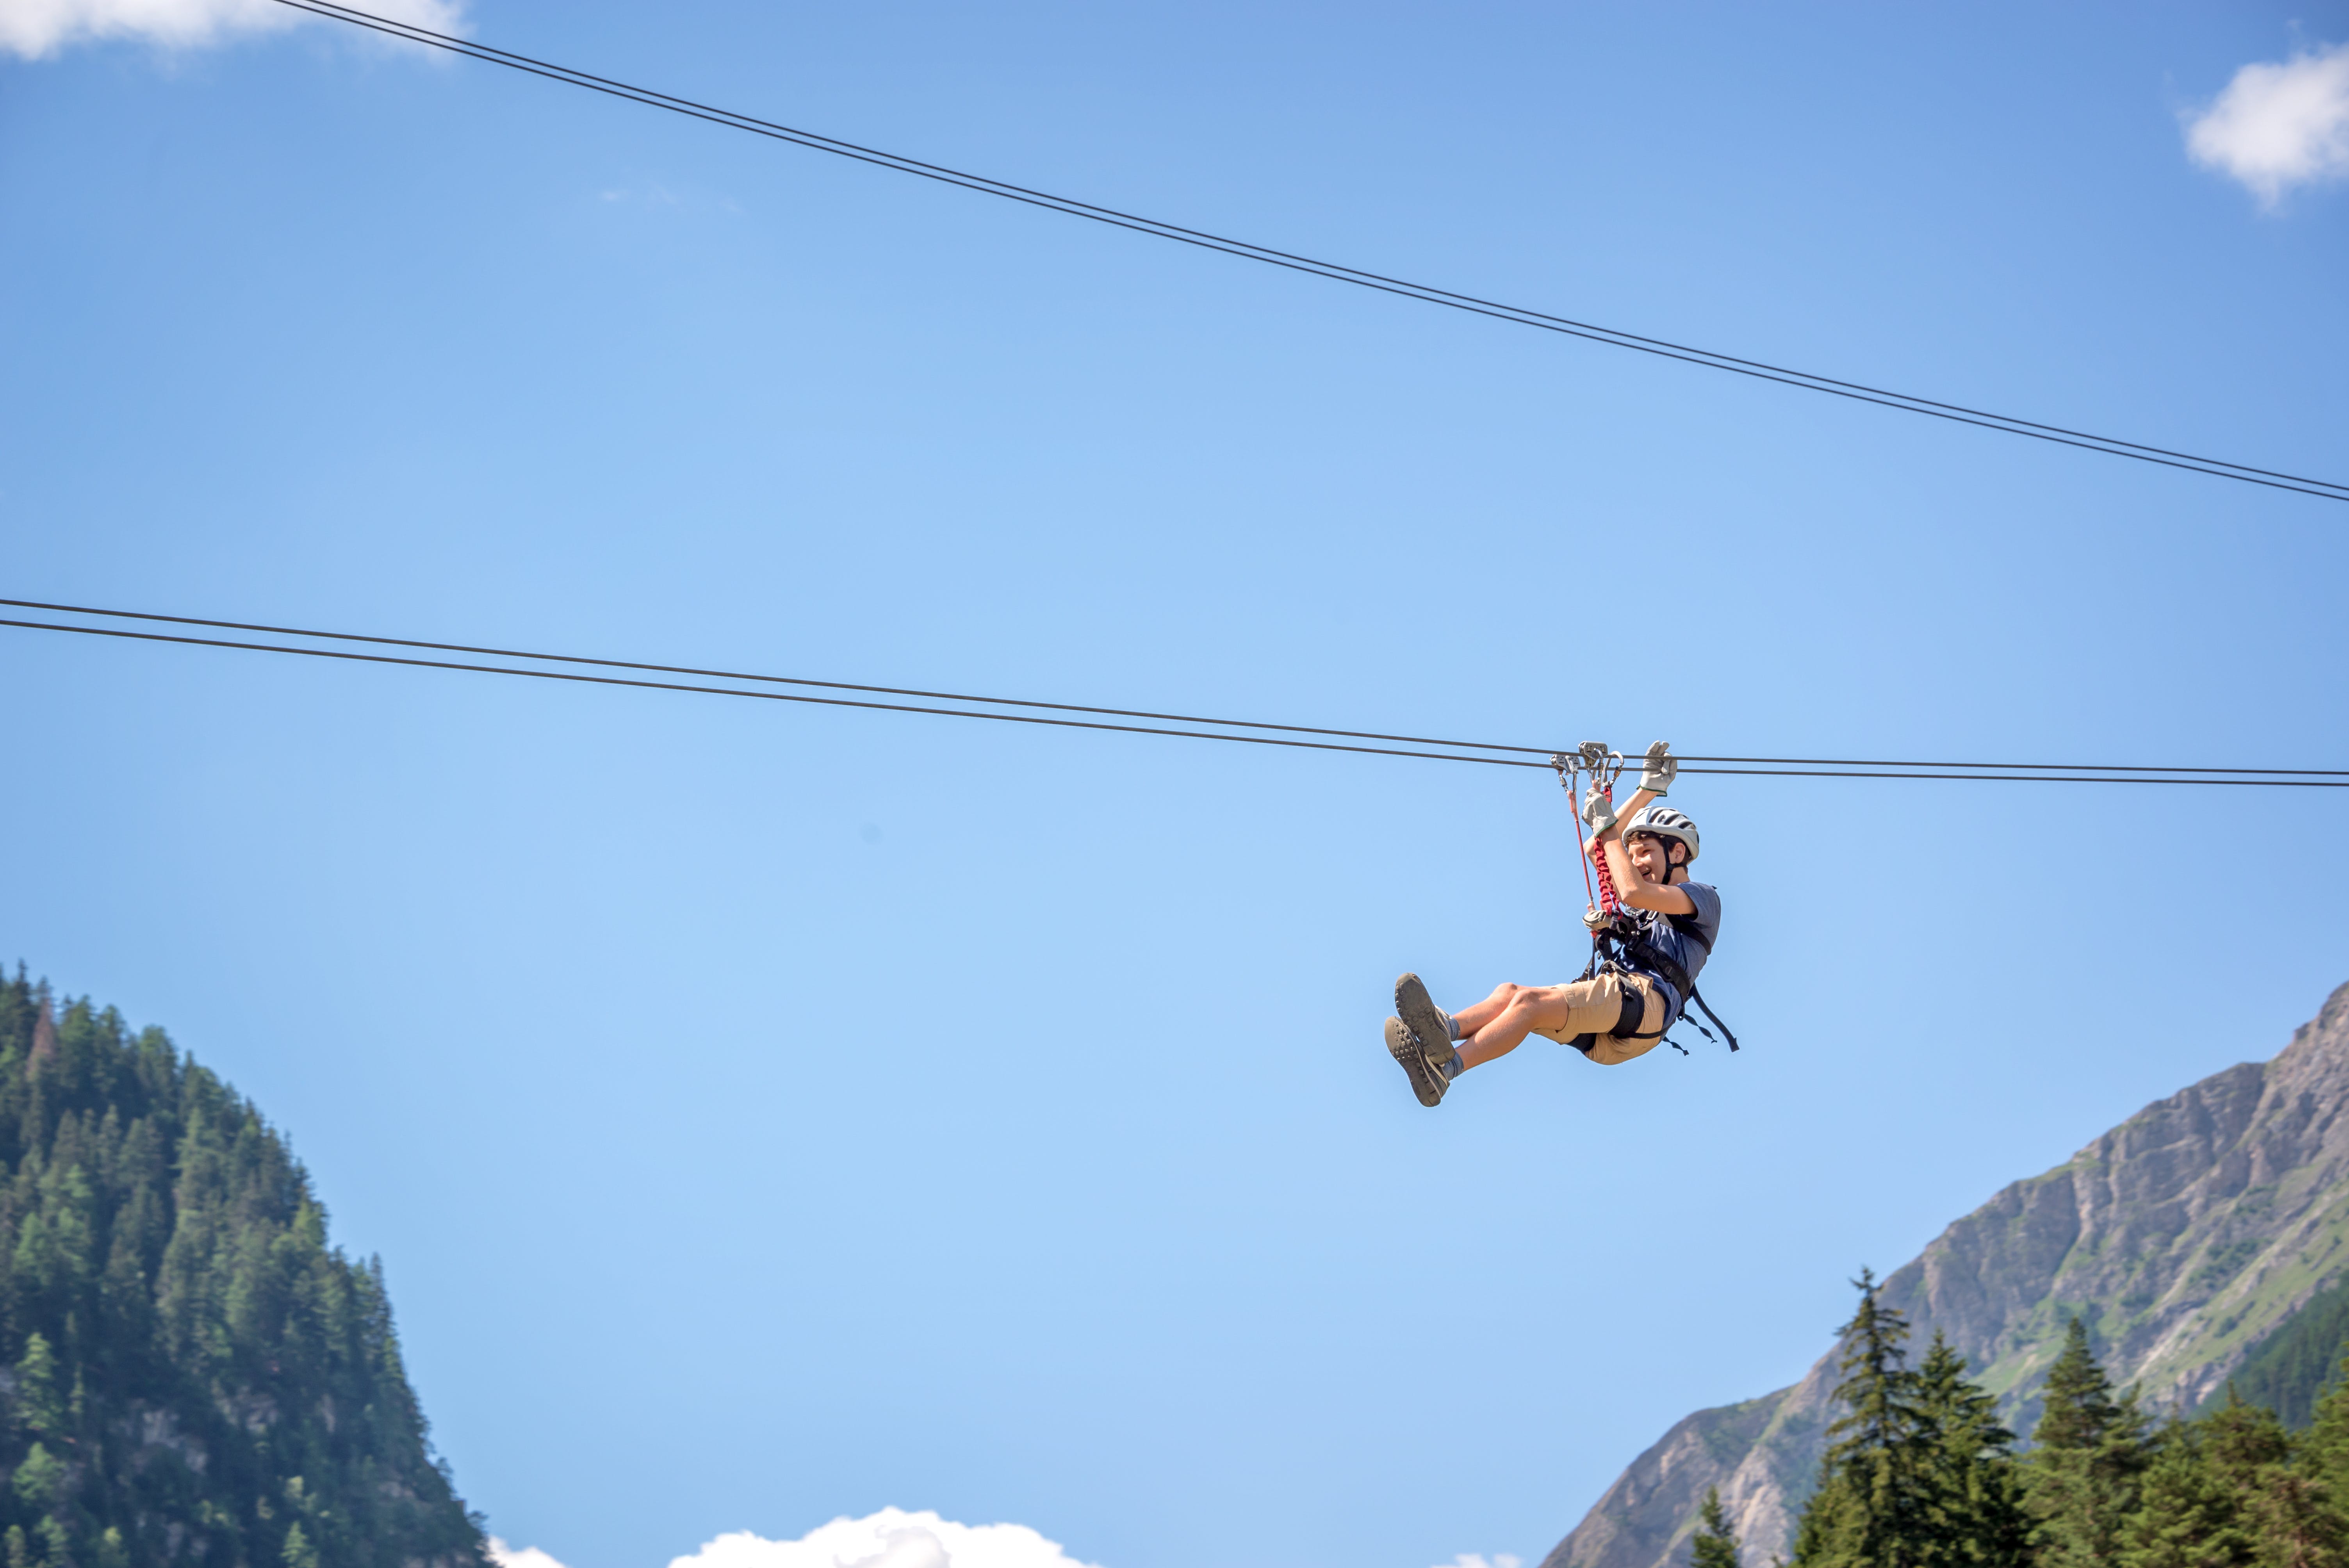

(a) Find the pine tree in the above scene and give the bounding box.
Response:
[1693,1486,1743,1568]
[2202,1390,2347,1568]
[2254,1465,2346,1568]
[1791,1270,1937,1568]
[2299,1348,2349,1515]
[2120,1416,2245,1568]
[2117,1388,2348,1568]
[2023,1317,2149,1568]
[9,1336,59,1437]
[1913,1332,2030,1568]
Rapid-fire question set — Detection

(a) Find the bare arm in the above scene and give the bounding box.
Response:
[1609,845,1697,913]
[1587,785,1696,914]
[1609,785,1657,825]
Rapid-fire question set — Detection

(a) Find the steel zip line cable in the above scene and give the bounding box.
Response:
[0,598,1547,757]
[7,599,2348,788]
[266,0,2346,506]
[11,596,2349,777]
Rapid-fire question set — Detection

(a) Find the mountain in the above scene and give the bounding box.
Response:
[1542,980,2349,1568]
[0,973,490,1568]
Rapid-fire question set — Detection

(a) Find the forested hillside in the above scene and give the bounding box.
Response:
[0,972,488,1568]
[1722,1279,2349,1568]
[2226,1274,2349,1430]
[1548,980,2349,1568]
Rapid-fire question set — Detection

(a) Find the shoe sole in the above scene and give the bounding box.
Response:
[1394,973,1452,1065]
[1386,1016,1446,1107]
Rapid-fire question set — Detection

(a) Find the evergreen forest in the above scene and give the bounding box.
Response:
[2227,1280,2349,1434]
[0,973,488,1567]
[1727,1269,2349,1568]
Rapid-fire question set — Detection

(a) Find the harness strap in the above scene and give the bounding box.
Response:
[1579,914,1741,1052]
[1563,973,1671,1049]
[1611,982,1655,1040]
[1668,911,1714,950]
[1612,932,1693,1007]
[1687,986,1741,1052]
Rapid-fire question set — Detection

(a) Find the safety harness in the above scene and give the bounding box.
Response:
[1577,907,1740,1055]
[1552,745,1741,1058]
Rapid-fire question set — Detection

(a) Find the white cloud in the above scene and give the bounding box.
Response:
[2183,41,2349,207]
[488,1541,571,1568]
[669,1510,1105,1568]
[480,1509,1105,1568]
[0,0,464,61]
[1434,1556,1522,1568]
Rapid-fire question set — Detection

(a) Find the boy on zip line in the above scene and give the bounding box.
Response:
[1385,741,1722,1106]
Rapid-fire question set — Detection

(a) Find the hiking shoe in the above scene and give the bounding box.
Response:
[1394,973,1454,1064]
[1387,1016,1448,1107]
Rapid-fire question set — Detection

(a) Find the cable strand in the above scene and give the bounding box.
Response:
[265,0,2349,504]
[0,597,1553,756]
[20,596,2349,777]
[0,618,1546,768]
[7,603,2349,788]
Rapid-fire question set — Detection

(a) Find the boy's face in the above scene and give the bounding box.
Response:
[1626,832,1677,884]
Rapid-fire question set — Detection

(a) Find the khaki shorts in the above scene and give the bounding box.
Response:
[1528,971,1668,1066]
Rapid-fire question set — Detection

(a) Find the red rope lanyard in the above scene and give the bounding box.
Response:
[1571,773,1598,911]
[1588,782,1623,918]
[1556,754,1620,919]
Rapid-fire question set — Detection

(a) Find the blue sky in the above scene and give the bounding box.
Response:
[3,3,2347,1566]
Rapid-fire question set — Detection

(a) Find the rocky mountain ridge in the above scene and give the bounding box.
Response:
[1542,980,2349,1568]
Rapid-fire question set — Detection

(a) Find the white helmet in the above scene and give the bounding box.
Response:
[1625,805,1699,863]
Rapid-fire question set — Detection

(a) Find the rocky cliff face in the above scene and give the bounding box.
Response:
[1543,981,2349,1568]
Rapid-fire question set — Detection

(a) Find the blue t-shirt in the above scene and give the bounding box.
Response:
[1625,882,1721,1023]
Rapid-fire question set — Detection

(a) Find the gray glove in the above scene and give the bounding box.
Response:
[1638,740,1676,797]
[1581,784,1619,835]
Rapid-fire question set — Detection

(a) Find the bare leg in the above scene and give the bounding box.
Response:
[1447,982,1527,1038]
[1457,984,1585,1070]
